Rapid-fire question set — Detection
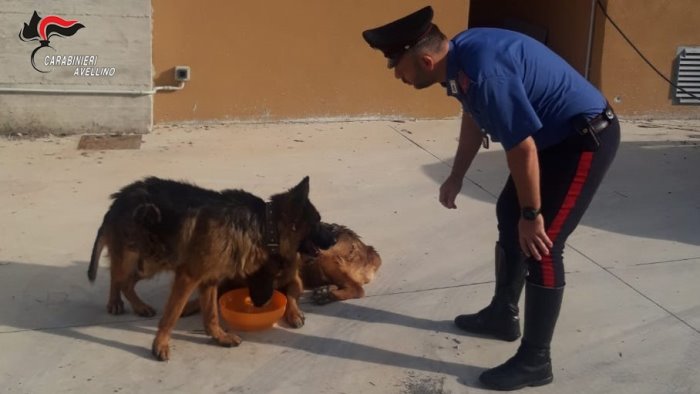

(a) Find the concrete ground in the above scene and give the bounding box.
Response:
[1,118,699,394]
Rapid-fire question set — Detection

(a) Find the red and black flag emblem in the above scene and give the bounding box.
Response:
[19,11,85,73]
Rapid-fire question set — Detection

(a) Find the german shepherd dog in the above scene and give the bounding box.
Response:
[183,222,382,316]
[184,222,381,319]
[88,176,326,361]
[299,222,381,304]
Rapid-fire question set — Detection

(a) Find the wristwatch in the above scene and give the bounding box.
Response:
[521,207,541,221]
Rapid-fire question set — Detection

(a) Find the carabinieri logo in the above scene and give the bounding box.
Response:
[19,11,85,73]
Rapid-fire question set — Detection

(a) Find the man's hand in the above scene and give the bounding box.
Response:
[439,175,463,209]
[441,112,483,209]
[506,136,552,259]
[518,215,553,260]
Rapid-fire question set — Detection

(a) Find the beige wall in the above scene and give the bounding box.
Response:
[468,0,699,118]
[152,1,468,123]
[590,0,699,117]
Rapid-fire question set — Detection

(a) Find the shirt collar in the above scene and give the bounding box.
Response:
[442,40,460,97]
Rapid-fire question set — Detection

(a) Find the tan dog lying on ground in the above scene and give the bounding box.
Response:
[87,176,325,360]
[299,222,381,304]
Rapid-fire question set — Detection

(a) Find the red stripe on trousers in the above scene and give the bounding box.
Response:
[540,151,594,287]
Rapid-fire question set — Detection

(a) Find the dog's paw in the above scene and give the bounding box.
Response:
[312,285,337,305]
[285,308,305,328]
[151,338,170,361]
[133,303,156,317]
[107,299,125,315]
[213,332,242,347]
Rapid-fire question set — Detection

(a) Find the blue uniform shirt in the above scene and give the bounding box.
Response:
[444,28,607,151]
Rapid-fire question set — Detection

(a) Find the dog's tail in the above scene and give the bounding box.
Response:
[88,225,105,282]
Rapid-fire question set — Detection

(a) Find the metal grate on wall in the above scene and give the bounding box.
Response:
[674,47,700,104]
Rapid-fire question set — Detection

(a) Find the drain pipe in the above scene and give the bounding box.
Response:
[584,0,597,80]
[0,81,185,96]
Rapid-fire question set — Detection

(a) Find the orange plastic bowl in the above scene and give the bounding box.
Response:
[219,288,287,331]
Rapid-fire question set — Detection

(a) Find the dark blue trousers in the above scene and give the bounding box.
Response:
[496,117,621,288]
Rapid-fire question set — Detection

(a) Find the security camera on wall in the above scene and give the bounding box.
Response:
[175,66,190,82]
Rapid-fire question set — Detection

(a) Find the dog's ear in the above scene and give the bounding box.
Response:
[270,176,312,220]
[290,176,310,201]
[288,176,310,210]
[275,176,319,229]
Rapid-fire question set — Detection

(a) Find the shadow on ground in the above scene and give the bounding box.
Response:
[0,259,486,387]
[422,140,700,246]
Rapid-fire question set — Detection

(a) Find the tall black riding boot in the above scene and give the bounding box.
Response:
[454,243,527,341]
[479,282,565,390]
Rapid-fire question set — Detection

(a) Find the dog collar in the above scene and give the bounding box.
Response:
[264,202,280,255]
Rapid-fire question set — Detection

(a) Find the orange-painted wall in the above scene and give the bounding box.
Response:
[152,1,468,123]
[152,0,698,122]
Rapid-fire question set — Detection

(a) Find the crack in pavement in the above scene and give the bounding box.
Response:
[391,122,700,335]
[633,256,700,266]
[569,245,700,335]
[387,124,497,199]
